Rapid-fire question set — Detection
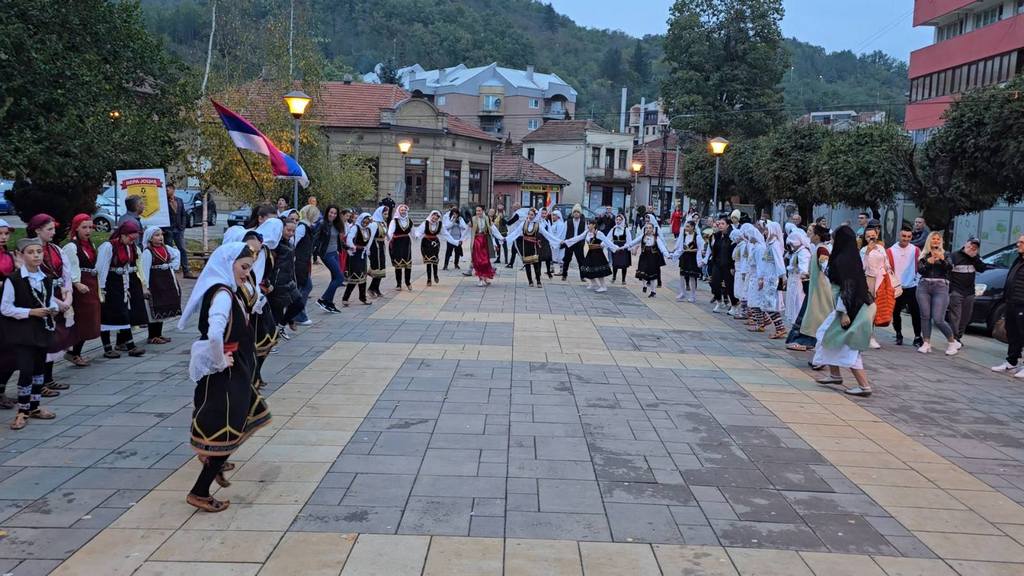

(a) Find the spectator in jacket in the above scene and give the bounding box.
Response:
[910,217,930,249]
[916,232,957,356]
[948,237,986,348]
[118,195,145,247]
[670,204,683,238]
[993,235,1024,376]
[709,217,738,314]
[162,184,194,278]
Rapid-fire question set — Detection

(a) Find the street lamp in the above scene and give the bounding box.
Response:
[397,139,413,155]
[283,89,312,209]
[708,136,729,212]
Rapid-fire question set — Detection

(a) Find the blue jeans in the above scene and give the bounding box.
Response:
[320,252,344,304]
[916,278,953,341]
[163,228,189,273]
[293,274,314,322]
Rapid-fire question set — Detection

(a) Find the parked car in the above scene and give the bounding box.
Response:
[92,196,118,232]
[552,204,598,222]
[226,206,251,228]
[175,189,217,227]
[972,243,1018,334]
[0,180,13,215]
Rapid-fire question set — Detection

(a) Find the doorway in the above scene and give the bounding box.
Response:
[404,158,427,208]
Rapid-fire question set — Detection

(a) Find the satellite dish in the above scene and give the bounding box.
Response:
[494,98,502,108]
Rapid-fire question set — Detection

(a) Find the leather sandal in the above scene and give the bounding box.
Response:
[186,494,230,513]
[103,350,122,359]
[29,408,56,420]
[215,472,231,488]
[0,396,15,410]
[128,347,146,357]
[46,381,70,391]
[40,387,60,398]
[64,353,91,367]
[10,413,28,430]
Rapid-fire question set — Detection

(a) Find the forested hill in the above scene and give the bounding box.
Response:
[141,0,909,123]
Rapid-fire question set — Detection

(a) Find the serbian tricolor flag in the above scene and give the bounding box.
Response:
[211,99,309,188]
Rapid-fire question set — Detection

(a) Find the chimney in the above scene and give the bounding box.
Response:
[526,65,535,82]
[439,68,447,83]
[343,74,353,85]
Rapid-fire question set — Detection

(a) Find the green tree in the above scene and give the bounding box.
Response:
[813,123,913,214]
[377,57,401,85]
[630,39,651,84]
[662,0,788,137]
[0,0,195,227]
[754,122,832,222]
[600,46,624,84]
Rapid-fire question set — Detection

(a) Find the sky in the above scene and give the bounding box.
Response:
[548,0,933,61]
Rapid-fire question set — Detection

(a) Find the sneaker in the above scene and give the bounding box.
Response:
[316,299,330,312]
[894,334,903,346]
[869,337,881,350]
[325,303,341,313]
[991,361,1019,372]
[712,302,721,313]
[277,327,291,341]
[917,342,931,354]
[676,294,686,302]
[1014,369,1024,379]
[912,336,924,348]
[688,294,696,303]
[727,306,737,316]
[296,319,313,326]
[954,339,963,350]
[595,287,607,293]
[945,342,959,356]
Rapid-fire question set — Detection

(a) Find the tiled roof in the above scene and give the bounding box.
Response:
[633,147,680,179]
[492,152,570,186]
[521,120,609,142]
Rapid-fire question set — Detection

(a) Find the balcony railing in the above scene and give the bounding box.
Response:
[544,105,566,119]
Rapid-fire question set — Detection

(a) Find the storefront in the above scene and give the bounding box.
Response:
[492,150,570,212]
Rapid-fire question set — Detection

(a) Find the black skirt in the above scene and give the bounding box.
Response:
[421,237,440,264]
[580,246,612,279]
[680,251,701,278]
[391,235,412,269]
[368,237,387,278]
[101,269,148,329]
[346,252,367,285]
[148,268,182,320]
[636,248,665,281]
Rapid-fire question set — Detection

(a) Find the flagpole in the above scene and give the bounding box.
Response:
[235,148,265,197]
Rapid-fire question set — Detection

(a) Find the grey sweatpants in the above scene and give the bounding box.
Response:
[947,291,975,340]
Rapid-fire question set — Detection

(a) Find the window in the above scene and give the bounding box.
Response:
[443,160,461,205]
[527,148,535,161]
[436,95,447,106]
[529,98,539,109]
[937,19,964,42]
[483,94,502,111]
[605,148,615,169]
[528,118,540,130]
[469,165,488,205]
[973,5,1003,30]
[909,51,1022,102]
[480,117,503,134]
[591,147,601,167]
[618,150,627,170]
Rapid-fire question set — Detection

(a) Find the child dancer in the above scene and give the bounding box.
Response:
[416,210,443,286]
[3,238,58,430]
[270,220,303,339]
[140,227,181,345]
[730,228,748,320]
[626,222,671,297]
[367,206,389,297]
[564,221,619,293]
[608,214,632,284]
[741,223,764,329]
[388,204,415,291]
[251,219,282,388]
[342,213,374,306]
[671,220,704,302]
[97,220,146,358]
[547,211,567,272]
[27,215,74,395]
[63,215,101,366]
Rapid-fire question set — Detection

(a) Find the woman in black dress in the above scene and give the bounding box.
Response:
[388,204,415,291]
[670,220,705,302]
[178,241,271,512]
[97,220,147,357]
[626,222,671,298]
[342,213,374,306]
[368,205,389,298]
[563,221,620,293]
[416,210,443,286]
[251,218,283,388]
[507,208,547,287]
[608,214,633,284]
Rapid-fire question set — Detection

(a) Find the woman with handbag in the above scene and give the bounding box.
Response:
[860,226,890,350]
[916,231,957,355]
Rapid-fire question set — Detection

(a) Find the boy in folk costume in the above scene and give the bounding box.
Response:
[493,207,509,264]
[670,220,705,303]
[0,220,17,408]
[97,220,147,358]
[467,205,505,286]
[387,204,416,291]
[342,213,374,306]
[26,215,74,395]
[367,205,389,297]
[140,226,182,345]
[2,238,59,430]
[608,214,633,284]
[415,210,444,286]
[564,221,621,293]
[625,222,671,297]
[63,215,102,366]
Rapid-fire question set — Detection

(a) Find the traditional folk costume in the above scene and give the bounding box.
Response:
[179,242,271,512]
[468,213,505,285]
[62,215,102,366]
[140,227,182,345]
[443,211,468,270]
[0,220,17,406]
[784,228,812,328]
[560,208,587,281]
[741,224,765,328]
[538,214,555,279]
[547,212,567,267]
[367,206,389,297]
[388,205,415,290]
[608,219,633,284]
[28,215,75,393]
[270,224,303,332]
[506,212,551,287]
[493,212,509,264]
[342,213,374,305]
[291,210,316,323]
[670,228,705,302]
[566,227,619,292]
[646,214,665,288]
[1,238,59,429]
[251,219,283,387]
[626,228,671,297]
[415,211,443,286]
[751,221,788,337]
[730,229,749,319]
[97,220,146,357]
[788,235,829,351]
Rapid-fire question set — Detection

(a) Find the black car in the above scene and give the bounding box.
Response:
[226,206,251,228]
[971,243,1018,334]
[175,189,218,227]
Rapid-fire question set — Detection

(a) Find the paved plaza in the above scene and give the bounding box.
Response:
[1,262,1024,575]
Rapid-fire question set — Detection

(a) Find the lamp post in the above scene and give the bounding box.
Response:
[631,159,643,219]
[283,89,311,209]
[397,139,413,204]
[708,136,729,213]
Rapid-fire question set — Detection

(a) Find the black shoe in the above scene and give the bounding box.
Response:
[442,267,449,271]
[643,285,648,293]
[894,335,903,346]
[648,291,656,298]
[494,259,501,264]
[912,337,924,348]
[454,265,461,270]
[316,299,330,312]
[325,303,341,313]
[505,264,513,269]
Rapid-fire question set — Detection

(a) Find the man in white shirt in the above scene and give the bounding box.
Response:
[888,225,923,347]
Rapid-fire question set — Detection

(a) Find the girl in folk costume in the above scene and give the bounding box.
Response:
[415,210,444,286]
[547,210,567,269]
[388,204,416,291]
[645,213,664,289]
[97,220,147,358]
[367,205,389,297]
[63,215,101,367]
[270,219,304,338]
[467,205,505,286]
[538,208,555,279]
[625,222,670,297]
[608,213,633,284]
[670,220,705,303]
[0,220,20,408]
[730,228,749,320]
[290,206,318,325]
[741,223,766,329]
[342,212,374,306]
[251,218,282,387]
[505,208,547,288]
[784,225,812,329]
[562,220,620,293]
[27,215,74,394]
[813,225,877,397]
[140,227,182,345]
[2,238,59,430]
[751,221,788,338]
[788,225,831,352]
[699,227,714,284]
[178,242,271,512]
[493,207,509,264]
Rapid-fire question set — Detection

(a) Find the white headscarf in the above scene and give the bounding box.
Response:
[741,223,763,244]
[255,218,283,250]
[177,242,249,330]
[787,228,812,252]
[142,226,162,247]
[0,219,10,229]
[222,225,247,244]
[348,212,374,249]
[372,205,388,223]
[763,221,787,277]
[729,229,743,243]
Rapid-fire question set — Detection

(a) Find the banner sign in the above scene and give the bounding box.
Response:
[115,168,170,228]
